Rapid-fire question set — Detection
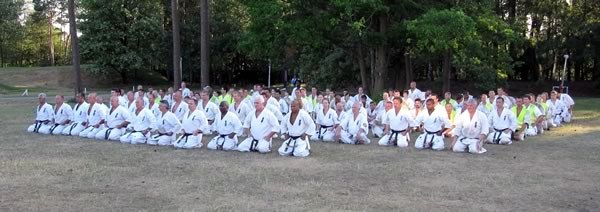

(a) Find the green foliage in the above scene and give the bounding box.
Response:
[79,0,164,83]
[2,0,600,89]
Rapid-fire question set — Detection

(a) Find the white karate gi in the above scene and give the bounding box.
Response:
[339,112,370,145]
[452,111,489,154]
[95,106,130,141]
[170,101,189,121]
[487,108,517,145]
[62,102,89,136]
[311,108,338,142]
[547,99,568,128]
[279,110,315,157]
[207,111,242,151]
[230,101,251,128]
[174,109,209,149]
[27,103,54,134]
[238,109,280,153]
[79,103,107,138]
[414,109,451,150]
[120,108,155,144]
[379,109,416,147]
[46,103,73,135]
[148,111,182,146]
[198,100,220,132]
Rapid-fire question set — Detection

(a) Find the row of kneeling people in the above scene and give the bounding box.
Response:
[27,90,574,157]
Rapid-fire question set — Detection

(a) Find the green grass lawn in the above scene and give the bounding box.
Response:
[0,96,599,211]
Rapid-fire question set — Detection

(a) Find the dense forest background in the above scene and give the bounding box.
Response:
[1,0,599,95]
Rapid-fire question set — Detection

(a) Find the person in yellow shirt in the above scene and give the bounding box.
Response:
[511,97,529,141]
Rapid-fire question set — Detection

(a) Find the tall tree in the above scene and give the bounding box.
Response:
[68,0,81,93]
[200,0,209,87]
[79,0,163,83]
[33,0,61,66]
[172,0,182,90]
[0,0,24,66]
[408,9,477,92]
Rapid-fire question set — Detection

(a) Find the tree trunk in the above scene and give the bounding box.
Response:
[372,14,389,97]
[357,44,370,95]
[0,39,4,66]
[404,52,412,88]
[200,0,210,87]
[594,47,600,81]
[443,50,452,92]
[172,0,182,90]
[68,0,81,94]
[48,12,55,66]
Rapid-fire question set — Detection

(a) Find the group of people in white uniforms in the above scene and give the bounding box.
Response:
[27,81,576,156]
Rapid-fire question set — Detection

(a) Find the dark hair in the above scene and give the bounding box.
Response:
[159,100,170,108]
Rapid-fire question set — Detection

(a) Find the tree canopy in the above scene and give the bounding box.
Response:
[1,0,599,94]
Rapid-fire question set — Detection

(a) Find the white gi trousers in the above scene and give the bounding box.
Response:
[278,136,310,157]
[207,135,238,151]
[237,137,271,153]
[79,125,105,138]
[340,131,370,145]
[378,129,409,147]
[415,131,444,150]
[94,128,125,141]
[120,131,149,144]
[62,122,86,136]
[148,133,177,146]
[486,129,512,145]
[173,133,203,149]
[453,137,487,154]
[310,126,336,142]
[27,121,52,134]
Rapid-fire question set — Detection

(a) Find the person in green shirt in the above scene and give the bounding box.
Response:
[511,97,528,142]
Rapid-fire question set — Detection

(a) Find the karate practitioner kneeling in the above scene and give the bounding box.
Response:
[279,99,315,157]
[120,97,156,144]
[94,96,130,141]
[450,99,489,154]
[148,100,182,146]
[237,96,280,153]
[378,97,416,147]
[414,98,451,150]
[336,101,370,145]
[486,97,517,145]
[174,99,209,149]
[207,101,242,151]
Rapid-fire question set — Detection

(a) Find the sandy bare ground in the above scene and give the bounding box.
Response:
[1,96,599,211]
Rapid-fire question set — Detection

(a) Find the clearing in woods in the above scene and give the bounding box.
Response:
[0,93,599,211]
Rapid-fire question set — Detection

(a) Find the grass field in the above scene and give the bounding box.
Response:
[1,95,599,211]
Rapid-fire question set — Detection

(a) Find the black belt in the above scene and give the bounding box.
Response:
[49,123,60,135]
[423,130,441,147]
[104,128,114,140]
[285,135,302,154]
[388,129,407,145]
[177,133,193,145]
[493,128,508,144]
[216,134,228,150]
[318,125,332,139]
[68,123,79,135]
[157,132,171,136]
[33,120,47,133]
[250,137,260,152]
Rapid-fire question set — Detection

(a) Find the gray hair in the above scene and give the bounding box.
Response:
[465,98,477,106]
[38,93,47,98]
[254,95,265,104]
